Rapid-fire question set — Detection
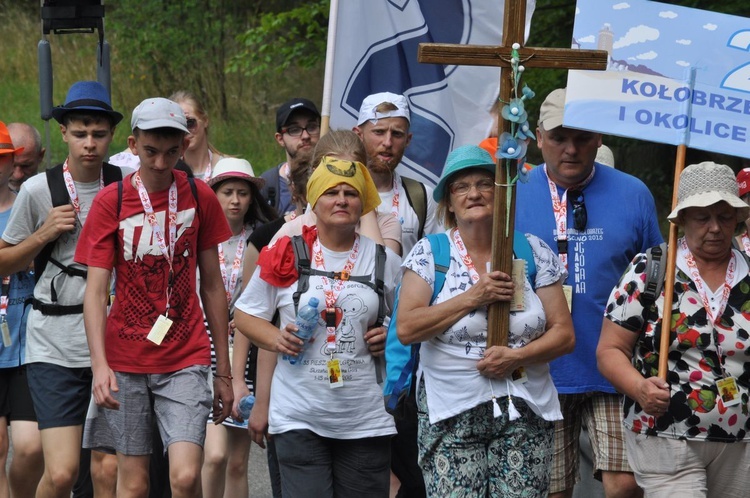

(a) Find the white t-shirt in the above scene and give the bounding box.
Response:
[235,235,399,439]
[376,171,440,256]
[3,172,100,368]
[402,230,565,424]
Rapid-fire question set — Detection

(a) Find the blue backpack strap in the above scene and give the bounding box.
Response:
[385,233,450,410]
[512,230,537,291]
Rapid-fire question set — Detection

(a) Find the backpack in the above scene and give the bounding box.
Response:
[401,176,427,240]
[31,162,123,316]
[642,240,750,306]
[383,231,538,418]
[291,234,387,381]
[261,163,283,211]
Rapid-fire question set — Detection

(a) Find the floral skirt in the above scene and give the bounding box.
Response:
[417,380,553,497]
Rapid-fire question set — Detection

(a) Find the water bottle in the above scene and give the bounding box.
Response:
[284,297,320,365]
[237,394,255,421]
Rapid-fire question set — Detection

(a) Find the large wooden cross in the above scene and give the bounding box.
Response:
[418,0,608,346]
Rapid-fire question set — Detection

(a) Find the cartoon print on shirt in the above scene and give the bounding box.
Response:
[319,293,369,355]
[117,205,198,343]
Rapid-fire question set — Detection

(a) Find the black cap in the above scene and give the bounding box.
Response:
[276,98,321,132]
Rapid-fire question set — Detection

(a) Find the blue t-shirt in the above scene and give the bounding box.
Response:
[515,164,663,394]
[0,208,35,368]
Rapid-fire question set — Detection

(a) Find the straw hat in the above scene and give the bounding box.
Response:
[207,158,264,189]
[668,161,749,222]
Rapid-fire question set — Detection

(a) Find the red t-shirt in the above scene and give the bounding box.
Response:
[76,170,232,374]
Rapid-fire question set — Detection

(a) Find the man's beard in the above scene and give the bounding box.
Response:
[367,154,401,176]
[288,144,313,167]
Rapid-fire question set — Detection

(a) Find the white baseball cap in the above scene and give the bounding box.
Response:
[357,92,410,125]
[131,97,189,133]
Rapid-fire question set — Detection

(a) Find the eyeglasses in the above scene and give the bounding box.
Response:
[282,123,321,137]
[569,189,587,232]
[449,179,495,196]
[186,118,198,131]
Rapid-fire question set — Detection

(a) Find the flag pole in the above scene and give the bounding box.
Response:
[320,0,339,137]
[658,68,695,380]
[658,145,686,380]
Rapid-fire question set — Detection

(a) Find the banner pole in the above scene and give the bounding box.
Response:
[320,0,339,137]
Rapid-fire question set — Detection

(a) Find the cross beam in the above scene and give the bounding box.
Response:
[418,0,607,347]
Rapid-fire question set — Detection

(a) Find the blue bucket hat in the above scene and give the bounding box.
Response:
[51,81,123,125]
[433,145,496,202]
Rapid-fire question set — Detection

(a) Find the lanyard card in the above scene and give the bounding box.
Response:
[147,315,173,345]
[1,320,10,347]
[327,358,344,389]
[717,377,741,408]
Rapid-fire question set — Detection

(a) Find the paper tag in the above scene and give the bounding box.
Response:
[1,320,10,347]
[327,358,344,389]
[509,259,526,312]
[717,377,741,407]
[511,366,528,384]
[562,284,573,312]
[146,315,173,345]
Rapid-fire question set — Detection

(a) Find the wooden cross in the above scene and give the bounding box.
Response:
[418,0,608,347]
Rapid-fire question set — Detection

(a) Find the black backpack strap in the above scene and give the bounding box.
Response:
[401,176,427,240]
[34,165,70,284]
[643,242,668,305]
[373,243,386,328]
[101,162,122,186]
[291,235,311,315]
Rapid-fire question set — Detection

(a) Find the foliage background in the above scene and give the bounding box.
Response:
[2,0,750,226]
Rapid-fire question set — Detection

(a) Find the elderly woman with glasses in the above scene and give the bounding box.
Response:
[598,162,750,497]
[396,145,575,497]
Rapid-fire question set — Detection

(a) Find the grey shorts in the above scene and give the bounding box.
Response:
[95,365,212,456]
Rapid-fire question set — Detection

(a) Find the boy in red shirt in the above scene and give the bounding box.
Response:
[76,97,233,497]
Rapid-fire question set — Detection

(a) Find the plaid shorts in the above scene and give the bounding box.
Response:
[549,392,632,494]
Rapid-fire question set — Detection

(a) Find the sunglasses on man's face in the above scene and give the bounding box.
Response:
[568,189,587,232]
[186,118,198,131]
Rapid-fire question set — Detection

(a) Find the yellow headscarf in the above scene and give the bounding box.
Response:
[307,157,381,215]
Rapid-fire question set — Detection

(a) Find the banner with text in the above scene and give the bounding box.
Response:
[566,0,750,158]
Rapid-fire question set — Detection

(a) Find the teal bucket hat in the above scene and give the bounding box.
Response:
[433,145,496,202]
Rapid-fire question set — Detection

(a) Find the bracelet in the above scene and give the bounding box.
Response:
[214,374,233,387]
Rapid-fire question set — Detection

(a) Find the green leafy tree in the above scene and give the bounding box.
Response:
[228,0,329,77]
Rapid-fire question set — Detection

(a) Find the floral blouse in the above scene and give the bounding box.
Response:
[605,240,750,442]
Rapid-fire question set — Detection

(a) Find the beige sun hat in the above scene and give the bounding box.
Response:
[667,161,749,222]
[207,158,265,189]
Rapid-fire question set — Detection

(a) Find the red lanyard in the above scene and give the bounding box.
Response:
[741,232,750,258]
[679,238,735,326]
[452,228,479,284]
[544,165,595,271]
[134,173,178,312]
[312,235,360,353]
[390,175,401,219]
[0,276,9,318]
[62,159,104,220]
[218,228,246,305]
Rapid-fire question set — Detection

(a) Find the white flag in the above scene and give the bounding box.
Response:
[328,0,536,186]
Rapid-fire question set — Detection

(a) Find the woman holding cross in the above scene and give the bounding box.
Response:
[397,145,575,497]
[598,162,750,497]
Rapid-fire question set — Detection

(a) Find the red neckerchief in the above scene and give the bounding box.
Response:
[257,225,318,287]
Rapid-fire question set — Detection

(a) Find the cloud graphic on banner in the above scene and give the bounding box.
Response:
[676,39,691,45]
[676,61,690,67]
[579,35,595,43]
[613,25,659,49]
[613,3,630,10]
[659,11,677,19]
[636,51,658,60]
[703,23,718,31]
